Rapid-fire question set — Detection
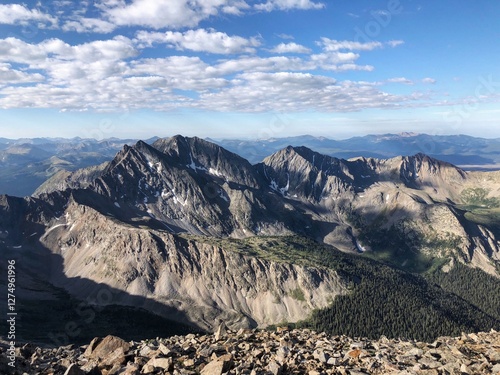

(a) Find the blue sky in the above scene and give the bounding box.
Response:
[0,0,499,140]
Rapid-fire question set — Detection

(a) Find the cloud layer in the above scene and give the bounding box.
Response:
[0,1,443,114]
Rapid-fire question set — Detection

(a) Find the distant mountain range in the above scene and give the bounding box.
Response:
[1,135,500,345]
[214,132,500,166]
[1,133,499,197]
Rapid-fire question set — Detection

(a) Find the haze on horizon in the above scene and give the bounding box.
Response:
[0,1,499,140]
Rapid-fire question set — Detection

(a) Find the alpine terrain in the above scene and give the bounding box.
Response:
[1,135,500,347]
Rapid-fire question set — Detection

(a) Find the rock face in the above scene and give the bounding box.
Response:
[2,329,500,375]
[39,198,345,331]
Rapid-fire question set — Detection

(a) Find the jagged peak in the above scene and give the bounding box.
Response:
[264,145,344,171]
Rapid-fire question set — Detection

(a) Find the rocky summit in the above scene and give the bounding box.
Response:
[2,328,500,375]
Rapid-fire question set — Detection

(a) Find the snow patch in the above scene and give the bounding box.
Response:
[187,153,207,173]
[161,189,171,199]
[209,168,222,177]
[355,239,367,253]
[219,189,229,202]
[44,223,66,235]
[279,174,290,197]
[269,179,279,191]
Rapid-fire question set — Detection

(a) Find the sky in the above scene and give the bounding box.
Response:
[0,0,500,140]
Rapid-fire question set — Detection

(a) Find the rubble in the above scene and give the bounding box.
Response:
[1,329,500,374]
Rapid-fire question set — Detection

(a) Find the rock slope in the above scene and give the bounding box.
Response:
[2,328,500,375]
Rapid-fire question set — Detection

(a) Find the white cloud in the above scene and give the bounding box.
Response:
[387,40,405,48]
[0,4,57,26]
[319,38,382,52]
[197,72,410,112]
[0,36,137,65]
[0,63,44,84]
[276,33,295,40]
[319,38,404,52]
[0,33,429,114]
[136,29,261,54]
[255,0,324,11]
[62,18,116,33]
[100,0,249,29]
[422,77,437,84]
[269,42,311,54]
[387,77,414,85]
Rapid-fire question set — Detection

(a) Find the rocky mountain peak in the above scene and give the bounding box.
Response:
[152,135,261,188]
[259,146,357,201]
[398,153,467,190]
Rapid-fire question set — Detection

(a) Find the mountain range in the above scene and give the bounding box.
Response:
[1,135,500,346]
[2,133,500,197]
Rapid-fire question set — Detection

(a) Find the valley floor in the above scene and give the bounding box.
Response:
[1,328,499,375]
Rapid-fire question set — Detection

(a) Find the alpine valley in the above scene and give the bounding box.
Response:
[2,135,500,346]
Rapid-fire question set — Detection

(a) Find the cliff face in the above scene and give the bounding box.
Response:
[6,195,345,332]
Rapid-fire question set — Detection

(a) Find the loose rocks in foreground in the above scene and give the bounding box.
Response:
[1,328,500,374]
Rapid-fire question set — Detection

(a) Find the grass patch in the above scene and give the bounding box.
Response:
[289,287,305,302]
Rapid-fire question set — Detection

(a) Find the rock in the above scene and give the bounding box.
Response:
[101,346,127,367]
[214,323,228,341]
[184,358,196,367]
[84,336,131,361]
[487,348,500,363]
[201,358,232,375]
[267,360,282,375]
[406,347,424,357]
[63,363,85,375]
[144,357,173,371]
[158,343,171,356]
[8,329,500,375]
[84,337,101,358]
[80,360,101,375]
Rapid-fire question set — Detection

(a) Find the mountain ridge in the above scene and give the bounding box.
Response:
[2,134,500,345]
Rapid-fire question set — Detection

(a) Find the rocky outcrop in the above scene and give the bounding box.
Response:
[2,329,500,375]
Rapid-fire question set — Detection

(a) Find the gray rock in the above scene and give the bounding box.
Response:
[63,363,85,375]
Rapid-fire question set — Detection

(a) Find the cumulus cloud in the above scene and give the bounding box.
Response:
[0,36,137,65]
[0,34,425,113]
[197,71,409,113]
[62,18,116,33]
[99,0,249,29]
[0,63,45,84]
[135,29,261,54]
[0,4,57,26]
[269,42,311,54]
